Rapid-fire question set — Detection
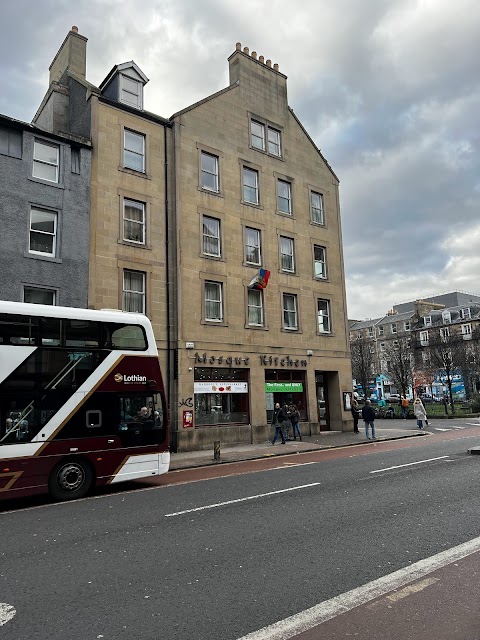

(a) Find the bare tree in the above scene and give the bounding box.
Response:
[418,331,465,413]
[459,326,480,398]
[350,336,375,398]
[382,337,413,398]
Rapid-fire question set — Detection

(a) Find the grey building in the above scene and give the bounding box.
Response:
[0,114,91,307]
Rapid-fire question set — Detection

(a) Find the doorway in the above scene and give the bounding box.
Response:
[315,373,329,431]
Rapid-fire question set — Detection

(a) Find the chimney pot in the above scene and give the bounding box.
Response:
[71,25,78,33]
[251,51,257,59]
[266,59,272,67]
[236,42,242,51]
[274,63,279,71]
[243,47,249,55]
[259,55,264,63]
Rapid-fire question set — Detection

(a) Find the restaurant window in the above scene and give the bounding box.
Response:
[264,370,307,422]
[194,368,249,426]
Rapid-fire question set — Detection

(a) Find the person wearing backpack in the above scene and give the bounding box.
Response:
[401,395,409,419]
[271,402,286,445]
[361,399,376,440]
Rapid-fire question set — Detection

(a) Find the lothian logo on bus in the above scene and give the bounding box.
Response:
[114,373,147,384]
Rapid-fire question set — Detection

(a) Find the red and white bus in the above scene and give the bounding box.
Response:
[0,301,169,501]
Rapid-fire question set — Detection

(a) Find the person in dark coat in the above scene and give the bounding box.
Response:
[351,398,360,434]
[361,399,376,440]
[289,404,301,440]
[271,402,286,445]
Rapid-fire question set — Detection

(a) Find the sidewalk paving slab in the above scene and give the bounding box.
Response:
[169,428,428,471]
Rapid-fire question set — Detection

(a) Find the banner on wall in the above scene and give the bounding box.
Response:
[194,381,248,394]
[264,382,303,393]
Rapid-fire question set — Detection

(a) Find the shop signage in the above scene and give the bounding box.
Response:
[194,381,249,394]
[194,352,307,367]
[264,382,303,393]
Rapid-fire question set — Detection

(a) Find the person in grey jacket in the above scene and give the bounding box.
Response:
[361,399,376,440]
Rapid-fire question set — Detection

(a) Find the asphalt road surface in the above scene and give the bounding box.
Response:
[2,423,480,639]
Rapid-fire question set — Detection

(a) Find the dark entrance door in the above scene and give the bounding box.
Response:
[315,373,329,431]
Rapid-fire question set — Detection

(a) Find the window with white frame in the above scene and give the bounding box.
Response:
[202,216,221,257]
[278,180,292,214]
[368,327,374,338]
[460,308,471,320]
[250,120,265,150]
[462,323,472,338]
[391,323,397,334]
[268,128,281,156]
[120,75,142,108]
[404,321,411,331]
[420,330,429,346]
[424,316,432,327]
[283,293,298,330]
[393,340,399,348]
[245,227,261,266]
[280,236,295,272]
[440,327,450,341]
[378,325,384,336]
[33,140,59,182]
[380,342,385,351]
[247,289,264,326]
[200,151,219,192]
[317,299,331,334]
[243,167,259,204]
[29,208,57,257]
[23,287,56,305]
[205,281,223,322]
[314,245,327,279]
[123,270,146,313]
[124,130,145,172]
[310,192,324,225]
[123,199,145,244]
[442,310,451,324]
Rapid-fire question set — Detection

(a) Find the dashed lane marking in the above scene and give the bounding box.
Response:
[164,483,321,517]
[370,456,449,474]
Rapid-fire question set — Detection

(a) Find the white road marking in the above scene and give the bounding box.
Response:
[0,603,16,626]
[370,456,449,474]
[164,483,320,517]
[435,428,452,432]
[237,536,480,640]
[466,423,480,427]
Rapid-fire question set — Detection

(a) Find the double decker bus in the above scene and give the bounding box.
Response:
[0,301,169,501]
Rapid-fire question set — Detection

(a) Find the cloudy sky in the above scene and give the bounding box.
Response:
[2,0,479,320]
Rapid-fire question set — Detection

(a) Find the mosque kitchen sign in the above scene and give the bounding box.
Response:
[194,352,308,367]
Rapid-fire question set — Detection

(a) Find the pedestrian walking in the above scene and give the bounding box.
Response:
[361,399,376,440]
[443,394,449,415]
[271,402,286,445]
[289,403,302,440]
[400,395,409,419]
[413,397,428,429]
[282,403,292,441]
[351,398,360,434]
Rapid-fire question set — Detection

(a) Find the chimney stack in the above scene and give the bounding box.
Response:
[49,26,88,85]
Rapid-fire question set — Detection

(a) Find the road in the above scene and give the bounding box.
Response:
[2,421,480,639]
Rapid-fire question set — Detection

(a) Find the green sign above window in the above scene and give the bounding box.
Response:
[264,382,303,393]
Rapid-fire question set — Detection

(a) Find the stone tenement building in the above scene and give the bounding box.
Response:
[0,113,91,306]
[27,27,353,451]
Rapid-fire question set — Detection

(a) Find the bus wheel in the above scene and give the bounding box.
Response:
[49,459,94,501]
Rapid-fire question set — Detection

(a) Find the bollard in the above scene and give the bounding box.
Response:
[213,440,221,462]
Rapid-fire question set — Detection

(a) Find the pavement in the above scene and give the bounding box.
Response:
[169,424,428,470]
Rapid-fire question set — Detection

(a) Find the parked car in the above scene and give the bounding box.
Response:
[387,394,401,404]
[420,394,434,403]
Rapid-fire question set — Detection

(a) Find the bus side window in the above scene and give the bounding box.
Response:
[0,314,38,345]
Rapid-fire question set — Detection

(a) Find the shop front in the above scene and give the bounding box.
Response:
[264,371,307,423]
[194,367,249,426]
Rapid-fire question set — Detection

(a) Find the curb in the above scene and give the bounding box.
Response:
[169,432,428,471]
